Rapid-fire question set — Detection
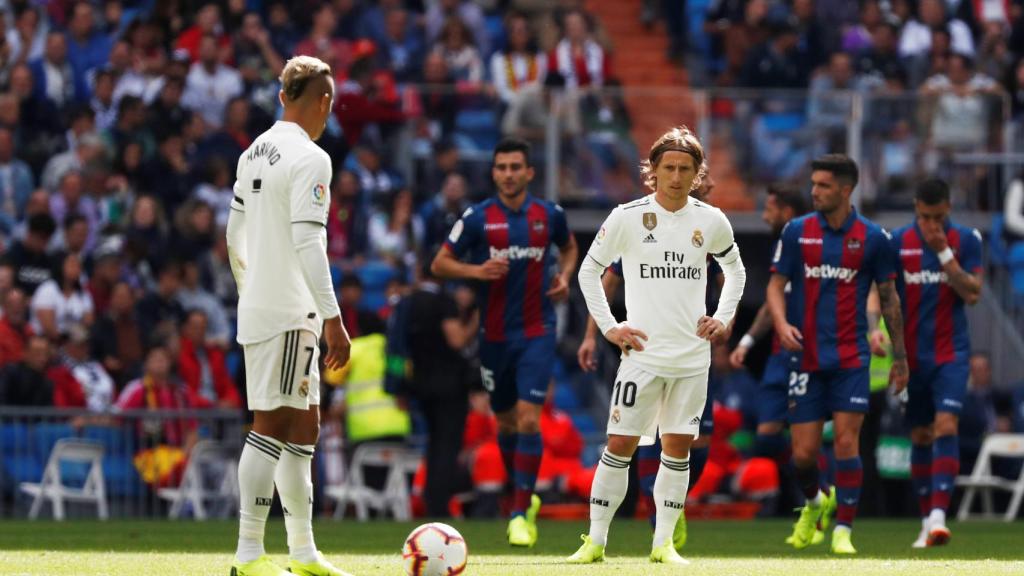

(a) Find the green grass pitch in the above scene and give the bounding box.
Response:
[0,519,1021,575]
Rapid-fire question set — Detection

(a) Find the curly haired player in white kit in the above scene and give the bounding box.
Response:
[226,55,353,576]
[569,126,746,565]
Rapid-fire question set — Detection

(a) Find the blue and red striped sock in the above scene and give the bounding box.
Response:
[511,433,542,517]
[498,433,517,483]
[910,443,933,518]
[637,443,660,526]
[931,435,959,514]
[834,457,863,528]
[688,446,709,490]
[818,447,835,491]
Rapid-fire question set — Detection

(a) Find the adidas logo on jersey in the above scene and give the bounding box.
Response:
[643,233,657,243]
[689,416,700,425]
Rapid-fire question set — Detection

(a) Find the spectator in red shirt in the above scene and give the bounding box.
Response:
[334,43,405,146]
[547,9,612,90]
[174,2,232,64]
[115,345,197,447]
[176,309,240,409]
[0,288,33,368]
[293,4,353,76]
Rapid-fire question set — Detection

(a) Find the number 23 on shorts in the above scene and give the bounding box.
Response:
[788,371,809,397]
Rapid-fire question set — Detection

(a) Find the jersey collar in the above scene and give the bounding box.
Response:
[496,193,534,215]
[816,206,858,233]
[649,193,691,217]
[274,120,312,141]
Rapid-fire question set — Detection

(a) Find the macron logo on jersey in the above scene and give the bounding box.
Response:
[904,270,948,285]
[490,245,545,262]
[804,263,858,282]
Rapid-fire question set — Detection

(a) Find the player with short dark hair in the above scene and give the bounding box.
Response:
[768,154,908,555]
[889,178,982,548]
[431,137,579,548]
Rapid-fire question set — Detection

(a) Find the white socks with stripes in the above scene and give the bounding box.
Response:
[587,449,631,546]
[237,431,282,562]
[653,453,690,548]
[276,442,319,564]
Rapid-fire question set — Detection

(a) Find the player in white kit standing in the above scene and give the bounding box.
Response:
[569,126,746,564]
[226,56,353,576]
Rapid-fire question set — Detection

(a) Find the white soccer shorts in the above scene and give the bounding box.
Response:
[244,329,321,411]
[604,360,708,445]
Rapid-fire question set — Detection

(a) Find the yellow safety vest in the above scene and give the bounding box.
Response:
[869,319,893,393]
[334,334,411,443]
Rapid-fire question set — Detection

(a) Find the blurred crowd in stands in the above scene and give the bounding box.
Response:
[0,0,1023,519]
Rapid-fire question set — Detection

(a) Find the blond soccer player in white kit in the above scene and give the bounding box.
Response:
[226,56,353,576]
[569,126,746,565]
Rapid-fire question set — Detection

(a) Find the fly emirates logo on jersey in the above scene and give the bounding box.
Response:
[639,251,703,280]
[490,245,545,262]
[804,263,858,282]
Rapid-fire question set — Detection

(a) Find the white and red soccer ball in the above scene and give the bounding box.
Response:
[401,522,468,576]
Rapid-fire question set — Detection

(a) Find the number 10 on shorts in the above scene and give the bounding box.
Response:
[613,381,637,407]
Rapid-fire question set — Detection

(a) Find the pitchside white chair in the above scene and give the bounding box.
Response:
[20,439,108,520]
[956,433,1024,521]
[327,442,420,521]
[157,440,238,520]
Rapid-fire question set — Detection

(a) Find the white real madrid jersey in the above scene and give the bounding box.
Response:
[587,194,736,377]
[231,121,332,345]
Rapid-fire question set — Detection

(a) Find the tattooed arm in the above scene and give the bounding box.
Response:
[940,258,982,305]
[877,279,909,393]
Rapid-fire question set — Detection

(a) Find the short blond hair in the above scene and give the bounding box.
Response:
[640,125,706,192]
[279,55,332,102]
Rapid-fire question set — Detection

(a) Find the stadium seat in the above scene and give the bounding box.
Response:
[355,261,397,291]
[32,423,77,464]
[20,439,108,520]
[81,426,143,497]
[955,433,1024,521]
[552,383,580,411]
[157,440,238,520]
[327,442,420,521]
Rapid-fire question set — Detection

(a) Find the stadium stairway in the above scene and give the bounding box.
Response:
[586,0,754,211]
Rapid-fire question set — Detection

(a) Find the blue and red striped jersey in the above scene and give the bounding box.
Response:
[890,220,983,370]
[771,209,895,372]
[444,195,570,342]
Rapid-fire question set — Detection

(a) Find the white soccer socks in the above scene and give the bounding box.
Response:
[237,431,283,562]
[588,450,631,546]
[276,442,319,564]
[653,453,690,548]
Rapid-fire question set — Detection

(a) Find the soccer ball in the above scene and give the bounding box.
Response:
[401,522,468,576]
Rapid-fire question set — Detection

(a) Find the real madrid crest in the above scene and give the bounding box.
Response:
[611,408,621,424]
[299,380,309,397]
[692,229,704,248]
[643,212,657,231]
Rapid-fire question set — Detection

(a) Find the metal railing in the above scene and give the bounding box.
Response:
[0,407,245,519]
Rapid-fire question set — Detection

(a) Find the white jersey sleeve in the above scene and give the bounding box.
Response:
[289,150,331,226]
[586,206,626,267]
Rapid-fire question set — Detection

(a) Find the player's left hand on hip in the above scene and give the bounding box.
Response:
[545,274,570,302]
[696,316,725,341]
